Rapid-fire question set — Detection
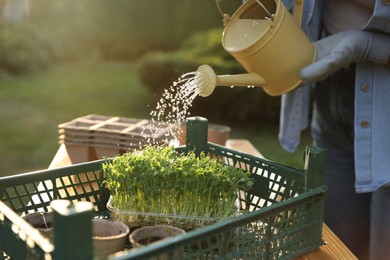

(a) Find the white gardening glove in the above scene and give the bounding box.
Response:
[300,30,390,82]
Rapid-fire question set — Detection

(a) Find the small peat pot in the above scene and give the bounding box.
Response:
[23,211,54,241]
[92,219,130,257]
[129,224,186,248]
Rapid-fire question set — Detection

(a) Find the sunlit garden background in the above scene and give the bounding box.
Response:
[0,0,311,176]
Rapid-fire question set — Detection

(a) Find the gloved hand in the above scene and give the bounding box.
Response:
[300,30,390,83]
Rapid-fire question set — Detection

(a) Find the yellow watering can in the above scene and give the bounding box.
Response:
[197,0,315,97]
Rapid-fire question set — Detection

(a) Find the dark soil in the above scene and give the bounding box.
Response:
[32,222,53,229]
[138,236,163,245]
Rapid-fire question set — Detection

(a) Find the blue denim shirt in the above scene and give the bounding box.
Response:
[279,0,390,193]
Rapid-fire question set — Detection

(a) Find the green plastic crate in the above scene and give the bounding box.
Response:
[0,117,327,259]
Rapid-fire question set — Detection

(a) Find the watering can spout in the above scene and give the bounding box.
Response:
[196,64,266,97]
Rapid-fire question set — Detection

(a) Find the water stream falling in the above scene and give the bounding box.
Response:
[140,71,204,147]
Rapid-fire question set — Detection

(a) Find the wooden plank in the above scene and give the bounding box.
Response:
[226,139,265,158]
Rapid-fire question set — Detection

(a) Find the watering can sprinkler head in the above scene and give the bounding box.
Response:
[196,65,218,97]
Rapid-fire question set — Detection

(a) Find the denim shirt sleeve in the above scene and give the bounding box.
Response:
[278,86,311,152]
[282,0,294,11]
[365,1,390,33]
[278,0,324,152]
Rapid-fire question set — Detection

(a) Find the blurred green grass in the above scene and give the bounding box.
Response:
[0,62,150,175]
[0,62,311,176]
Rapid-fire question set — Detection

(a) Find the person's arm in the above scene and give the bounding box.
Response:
[300,30,390,83]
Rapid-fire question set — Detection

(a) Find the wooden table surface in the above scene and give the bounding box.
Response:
[50,141,358,260]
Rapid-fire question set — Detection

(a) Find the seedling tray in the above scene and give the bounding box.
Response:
[106,196,221,232]
[0,117,327,259]
[58,114,176,151]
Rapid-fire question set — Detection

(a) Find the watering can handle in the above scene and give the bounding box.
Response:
[214,0,231,25]
[293,0,304,26]
[214,0,304,26]
[254,0,274,21]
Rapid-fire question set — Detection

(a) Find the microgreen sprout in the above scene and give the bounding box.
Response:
[103,146,253,229]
